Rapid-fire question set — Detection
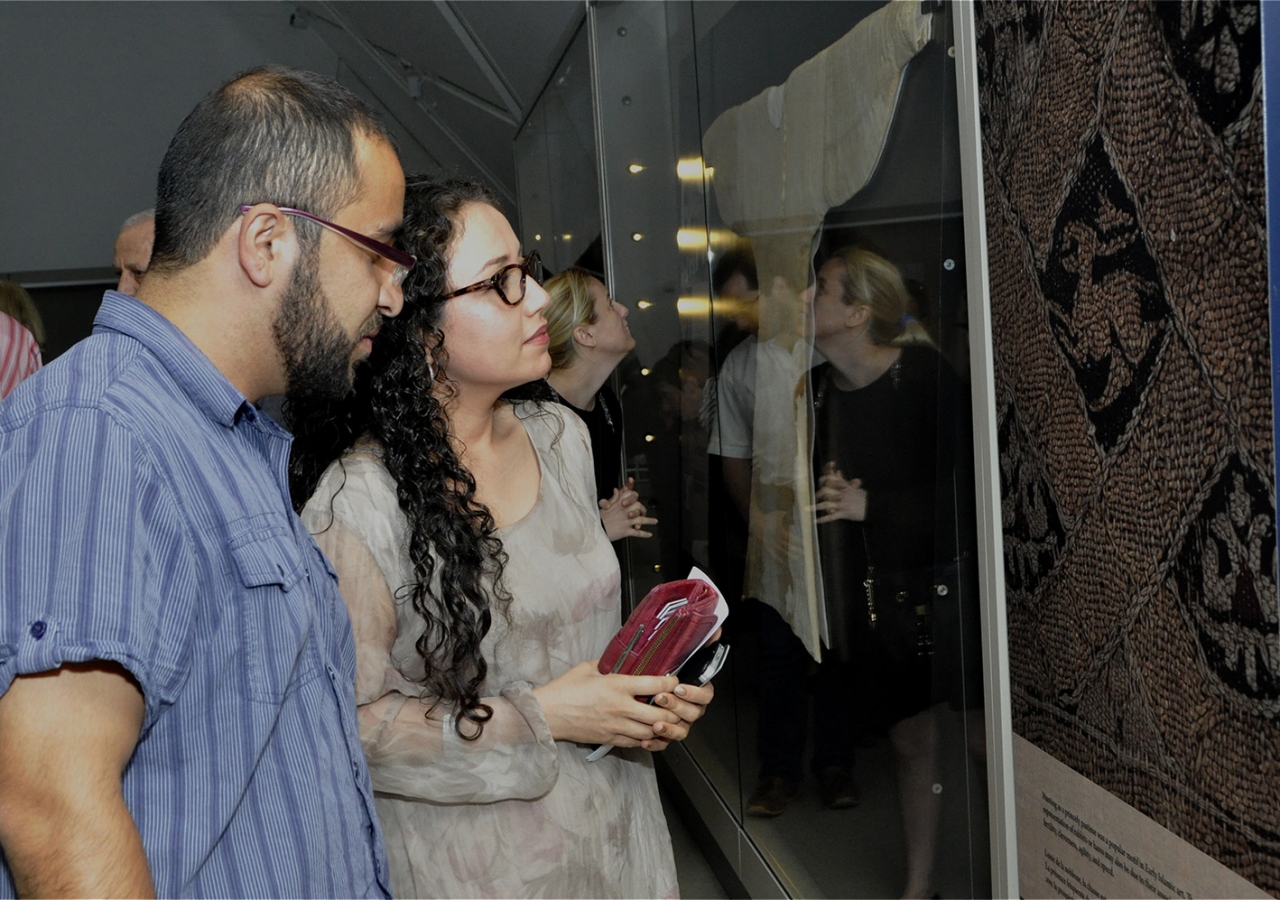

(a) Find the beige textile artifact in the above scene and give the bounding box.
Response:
[702,0,932,657]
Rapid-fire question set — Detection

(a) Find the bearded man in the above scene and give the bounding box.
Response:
[0,66,412,898]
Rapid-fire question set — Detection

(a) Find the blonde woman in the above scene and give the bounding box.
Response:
[807,245,971,899]
[543,267,657,541]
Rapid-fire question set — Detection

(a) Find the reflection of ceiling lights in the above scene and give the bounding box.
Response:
[676,228,737,251]
[561,234,572,241]
[628,163,644,174]
[640,367,651,376]
[676,158,714,181]
[534,234,542,241]
[676,297,710,317]
[631,232,644,241]
[636,300,653,310]
[707,296,753,319]
[645,434,655,442]
[676,229,705,250]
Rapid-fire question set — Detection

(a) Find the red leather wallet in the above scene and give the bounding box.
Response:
[598,579,720,679]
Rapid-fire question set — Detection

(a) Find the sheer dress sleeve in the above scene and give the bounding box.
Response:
[305,457,560,805]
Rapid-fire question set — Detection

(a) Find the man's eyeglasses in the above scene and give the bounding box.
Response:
[442,250,543,307]
[239,205,416,287]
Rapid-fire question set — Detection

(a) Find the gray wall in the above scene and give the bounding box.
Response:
[0,1,437,277]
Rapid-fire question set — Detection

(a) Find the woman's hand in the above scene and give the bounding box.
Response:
[815,461,868,523]
[643,680,715,751]
[600,477,657,541]
[532,662,683,749]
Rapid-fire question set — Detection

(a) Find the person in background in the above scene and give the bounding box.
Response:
[705,247,760,569]
[0,281,46,358]
[0,310,40,400]
[543,266,656,541]
[0,66,408,897]
[809,246,956,900]
[288,176,713,899]
[703,246,856,817]
[646,338,713,577]
[113,208,155,296]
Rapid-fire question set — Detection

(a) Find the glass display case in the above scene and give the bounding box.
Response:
[517,3,991,895]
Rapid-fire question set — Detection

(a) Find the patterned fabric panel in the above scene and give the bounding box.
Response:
[976,0,1278,890]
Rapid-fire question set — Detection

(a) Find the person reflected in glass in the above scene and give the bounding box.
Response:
[287,176,714,899]
[646,338,714,577]
[543,267,657,542]
[809,246,956,900]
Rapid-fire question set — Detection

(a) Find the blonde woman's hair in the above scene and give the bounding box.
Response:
[543,267,600,369]
[0,281,45,349]
[828,247,934,349]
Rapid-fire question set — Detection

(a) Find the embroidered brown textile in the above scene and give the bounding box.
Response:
[976,0,1278,889]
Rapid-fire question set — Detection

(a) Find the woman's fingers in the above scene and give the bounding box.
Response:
[653,682,714,725]
[616,673,679,700]
[627,514,658,538]
[535,662,681,745]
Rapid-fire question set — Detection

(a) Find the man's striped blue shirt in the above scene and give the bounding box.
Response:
[0,292,390,897]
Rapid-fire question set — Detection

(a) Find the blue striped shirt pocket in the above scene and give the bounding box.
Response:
[229,523,323,704]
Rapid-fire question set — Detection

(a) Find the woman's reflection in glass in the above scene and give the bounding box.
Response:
[809,246,958,900]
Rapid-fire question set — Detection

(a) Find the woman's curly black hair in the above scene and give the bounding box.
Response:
[288,174,526,739]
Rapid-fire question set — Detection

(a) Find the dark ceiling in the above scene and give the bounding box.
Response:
[296,1,585,205]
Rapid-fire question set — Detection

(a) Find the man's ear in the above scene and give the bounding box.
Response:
[574,324,597,348]
[238,205,294,288]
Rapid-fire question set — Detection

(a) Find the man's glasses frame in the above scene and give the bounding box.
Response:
[238,204,416,286]
[442,250,543,307]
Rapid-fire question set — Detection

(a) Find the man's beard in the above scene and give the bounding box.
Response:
[273,250,372,406]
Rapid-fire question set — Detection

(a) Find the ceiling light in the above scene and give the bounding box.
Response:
[637,300,652,310]
[676,229,706,250]
[640,367,651,376]
[631,232,644,241]
[677,227,738,252]
[676,297,710,317]
[629,163,645,174]
[677,158,713,181]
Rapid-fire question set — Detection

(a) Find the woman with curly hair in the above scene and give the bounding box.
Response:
[288,175,710,899]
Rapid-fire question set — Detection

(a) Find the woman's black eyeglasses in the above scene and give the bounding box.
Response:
[442,251,543,306]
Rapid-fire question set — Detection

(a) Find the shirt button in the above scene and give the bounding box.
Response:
[29,621,46,640]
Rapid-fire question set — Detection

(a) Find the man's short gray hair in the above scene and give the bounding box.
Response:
[120,208,155,232]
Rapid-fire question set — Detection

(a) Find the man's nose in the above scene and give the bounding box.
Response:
[380,275,405,318]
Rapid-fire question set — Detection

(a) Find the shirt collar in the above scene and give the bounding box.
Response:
[92,291,253,429]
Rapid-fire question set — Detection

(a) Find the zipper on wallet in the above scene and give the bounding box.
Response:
[636,614,682,674]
